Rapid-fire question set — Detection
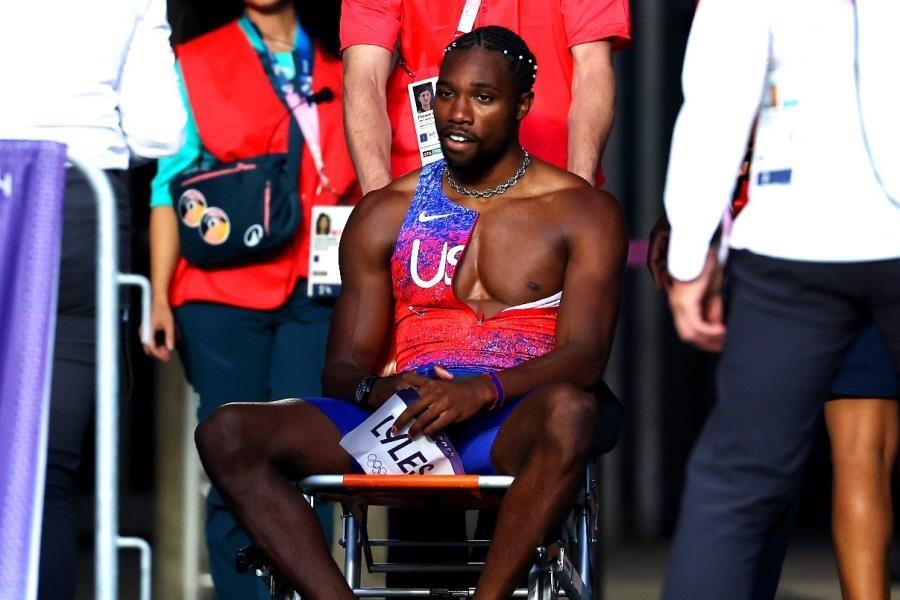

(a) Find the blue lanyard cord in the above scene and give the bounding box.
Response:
[241,14,314,98]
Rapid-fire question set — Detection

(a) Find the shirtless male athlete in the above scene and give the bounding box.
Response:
[196,26,626,600]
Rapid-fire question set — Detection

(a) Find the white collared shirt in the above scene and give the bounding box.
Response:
[0,0,186,169]
[664,0,900,281]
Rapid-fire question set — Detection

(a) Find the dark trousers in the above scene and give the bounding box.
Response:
[662,251,900,600]
[38,169,130,600]
[175,286,333,600]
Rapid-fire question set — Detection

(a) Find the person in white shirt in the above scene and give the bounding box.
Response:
[660,0,900,598]
[0,1,185,598]
[0,0,185,168]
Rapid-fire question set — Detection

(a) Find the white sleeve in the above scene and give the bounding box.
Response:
[664,0,771,281]
[117,0,187,159]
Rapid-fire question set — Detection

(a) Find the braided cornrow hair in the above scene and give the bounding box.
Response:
[443,26,538,94]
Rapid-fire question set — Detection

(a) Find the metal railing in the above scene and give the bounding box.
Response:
[68,154,153,600]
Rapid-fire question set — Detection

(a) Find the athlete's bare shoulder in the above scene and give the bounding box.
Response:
[527,158,592,194]
[342,169,421,259]
[524,158,624,231]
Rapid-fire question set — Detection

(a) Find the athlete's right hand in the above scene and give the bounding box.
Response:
[393,368,495,439]
[143,301,176,362]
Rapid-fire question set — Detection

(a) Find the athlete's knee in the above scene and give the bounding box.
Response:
[536,383,598,462]
[195,403,257,471]
[541,383,598,427]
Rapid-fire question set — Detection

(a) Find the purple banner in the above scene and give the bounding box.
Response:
[0,140,67,600]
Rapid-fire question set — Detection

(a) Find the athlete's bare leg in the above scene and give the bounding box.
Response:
[826,398,899,600]
[195,400,357,600]
[474,383,602,600]
[198,384,605,600]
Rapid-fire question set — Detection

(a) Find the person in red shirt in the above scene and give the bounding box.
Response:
[340,0,631,194]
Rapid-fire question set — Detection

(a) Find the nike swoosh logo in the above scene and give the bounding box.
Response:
[418,211,452,223]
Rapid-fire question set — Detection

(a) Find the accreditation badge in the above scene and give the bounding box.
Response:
[752,75,799,190]
[407,77,444,167]
[308,205,353,297]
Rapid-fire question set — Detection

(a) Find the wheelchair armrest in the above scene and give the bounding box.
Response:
[296,474,515,510]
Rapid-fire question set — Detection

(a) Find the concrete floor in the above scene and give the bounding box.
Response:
[604,540,852,600]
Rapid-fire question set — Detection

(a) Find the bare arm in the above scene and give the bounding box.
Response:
[567,41,616,186]
[342,45,394,194]
[145,205,180,360]
[496,190,627,395]
[321,188,409,400]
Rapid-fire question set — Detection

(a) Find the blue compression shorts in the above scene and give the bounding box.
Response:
[304,365,522,475]
[831,325,900,399]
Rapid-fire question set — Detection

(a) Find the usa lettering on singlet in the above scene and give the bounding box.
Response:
[410,239,465,288]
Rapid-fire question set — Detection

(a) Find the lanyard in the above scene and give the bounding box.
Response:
[243,15,334,194]
[457,0,482,33]
[241,14,313,89]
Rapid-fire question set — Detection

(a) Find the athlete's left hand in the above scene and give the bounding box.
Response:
[393,366,496,439]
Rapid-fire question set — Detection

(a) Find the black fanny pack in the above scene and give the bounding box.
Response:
[170,117,303,268]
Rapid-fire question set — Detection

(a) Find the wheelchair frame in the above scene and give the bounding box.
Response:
[238,467,601,599]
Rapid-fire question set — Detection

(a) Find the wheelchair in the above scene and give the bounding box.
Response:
[236,382,621,599]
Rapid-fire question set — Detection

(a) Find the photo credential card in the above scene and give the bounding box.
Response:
[339,389,465,475]
[407,76,443,167]
[308,204,353,297]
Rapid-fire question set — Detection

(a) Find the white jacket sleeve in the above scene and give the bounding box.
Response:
[664,0,770,281]
[117,0,187,159]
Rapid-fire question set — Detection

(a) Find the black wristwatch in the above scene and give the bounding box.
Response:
[354,375,379,406]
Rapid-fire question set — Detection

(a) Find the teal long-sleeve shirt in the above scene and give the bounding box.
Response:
[150,16,303,208]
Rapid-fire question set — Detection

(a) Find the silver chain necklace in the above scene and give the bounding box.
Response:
[445,150,531,199]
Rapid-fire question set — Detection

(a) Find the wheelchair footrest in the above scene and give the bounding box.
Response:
[547,543,586,600]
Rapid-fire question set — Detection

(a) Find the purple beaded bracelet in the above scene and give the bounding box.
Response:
[485,372,505,411]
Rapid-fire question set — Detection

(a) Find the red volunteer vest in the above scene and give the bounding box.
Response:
[171,21,360,309]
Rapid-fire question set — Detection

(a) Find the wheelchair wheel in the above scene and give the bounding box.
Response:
[561,489,599,599]
[561,519,601,600]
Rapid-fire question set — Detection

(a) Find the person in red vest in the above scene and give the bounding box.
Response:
[145,1,359,598]
[341,0,632,194]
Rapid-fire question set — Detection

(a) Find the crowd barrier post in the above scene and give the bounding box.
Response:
[67,154,153,600]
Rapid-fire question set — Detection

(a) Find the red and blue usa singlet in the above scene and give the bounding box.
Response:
[390,160,561,372]
[303,161,563,475]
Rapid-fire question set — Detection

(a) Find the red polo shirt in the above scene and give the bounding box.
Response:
[341,0,631,180]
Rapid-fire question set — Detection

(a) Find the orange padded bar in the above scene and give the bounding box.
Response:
[342,475,482,490]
